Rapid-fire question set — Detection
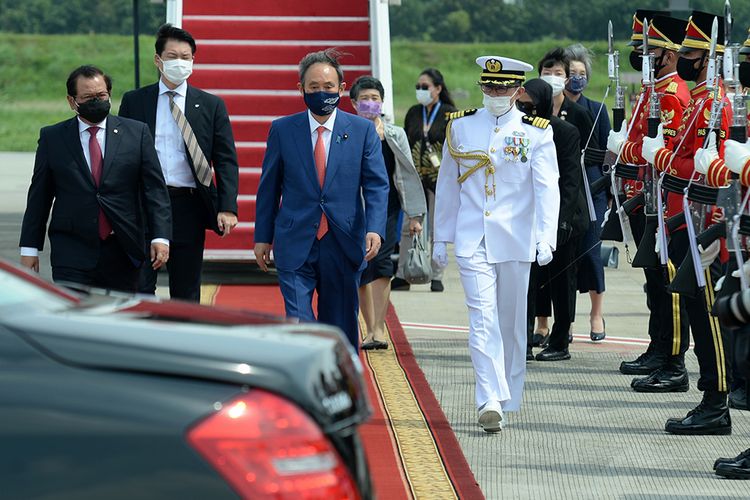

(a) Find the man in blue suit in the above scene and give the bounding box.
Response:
[254,49,390,349]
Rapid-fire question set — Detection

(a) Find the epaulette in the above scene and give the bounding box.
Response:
[522,114,550,129]
[665,81,678,94]
[445,108,477,121]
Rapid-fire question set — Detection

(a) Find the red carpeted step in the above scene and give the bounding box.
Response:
[237,195,256,222]
[231,120,272,143]
[205,222,254,250]
[223,94,305,116]
[197,43,371,66]
[191,68,371,91]
[239,167,262,193]
[183,0,367,17]
[237,146,266,167]
[184,19,369,42]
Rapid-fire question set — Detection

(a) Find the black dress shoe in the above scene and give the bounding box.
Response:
[526,350,534,361]
[729,386,749,411]
[620,350,665,375]
[714,448,750,471]
[632,368,689,393]
[665,390,732,435]
[430,280,444,292]
[391,277,410,291]
[361,340,388,350]
[532,329,550,348]
[535,347,571,361]
[590,319,605,341]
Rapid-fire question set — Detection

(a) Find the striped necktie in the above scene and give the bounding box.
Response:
[314,126,328,239]
[166,91,213,186]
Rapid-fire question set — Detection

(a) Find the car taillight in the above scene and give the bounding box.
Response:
[187,390,361,500]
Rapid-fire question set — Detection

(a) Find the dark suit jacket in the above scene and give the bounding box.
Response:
[118,83,239,234]
[19,115,172,270]
[254,110,390,271]
[550,116,588,238]
[560,97,600,167]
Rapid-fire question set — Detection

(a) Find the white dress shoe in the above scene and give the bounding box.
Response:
[478,401,503,433]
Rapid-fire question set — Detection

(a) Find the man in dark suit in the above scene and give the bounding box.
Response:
[254,49,390,350]
[119,24,239,302]
[20,65,171,292]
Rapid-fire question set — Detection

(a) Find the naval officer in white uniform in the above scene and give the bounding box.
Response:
[433,56,560,432]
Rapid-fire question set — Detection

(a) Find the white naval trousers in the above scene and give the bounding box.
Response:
[456,239,531,412]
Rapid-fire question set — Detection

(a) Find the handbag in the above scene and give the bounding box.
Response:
[403,231,432,284]
[601,243,619,269]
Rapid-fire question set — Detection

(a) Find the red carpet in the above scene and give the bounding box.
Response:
[208,284,484,499]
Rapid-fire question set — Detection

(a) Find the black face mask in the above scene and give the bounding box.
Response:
[76,98,111,123]
[676,56,702,82]
[653,51,668,76]
[740,61,750,88]
[629,51,642,72]
[516,101,536,116]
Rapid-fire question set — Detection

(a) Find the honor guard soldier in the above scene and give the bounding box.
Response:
[608,15,692,379]
[641,10,734,435]
[432,56,560,433]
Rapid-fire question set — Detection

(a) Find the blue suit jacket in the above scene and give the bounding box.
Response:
[255,110,389,271]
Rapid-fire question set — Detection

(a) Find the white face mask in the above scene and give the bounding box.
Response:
[483,91,517,117]
[416,89,433,106]
[160,58,193,85]
[540,74,566,96]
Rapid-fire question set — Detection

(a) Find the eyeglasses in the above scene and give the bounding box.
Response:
[77,92,110,102]
[480,84,517,97]
[415,83,431,90]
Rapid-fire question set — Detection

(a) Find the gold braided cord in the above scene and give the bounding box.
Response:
[445,121,493,185]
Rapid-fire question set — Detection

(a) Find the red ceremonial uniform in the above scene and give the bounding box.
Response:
[652,80,732,217]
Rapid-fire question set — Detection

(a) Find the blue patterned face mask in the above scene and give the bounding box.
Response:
[566,75,588,94]
[304,90,340,116]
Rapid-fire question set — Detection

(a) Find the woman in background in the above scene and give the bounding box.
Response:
[391,68,456,292]
[564,43,610,342]
[350,76,426,350]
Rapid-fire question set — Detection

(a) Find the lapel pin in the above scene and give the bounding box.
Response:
[195,104,200,108]
[113,129,118,134]
[343,133,348,140]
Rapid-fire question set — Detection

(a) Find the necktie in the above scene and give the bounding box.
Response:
[87,127,112,239]
[166,91,213,186]
[314,125,329,239]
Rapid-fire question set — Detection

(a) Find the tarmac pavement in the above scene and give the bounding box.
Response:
[3,151,750,498]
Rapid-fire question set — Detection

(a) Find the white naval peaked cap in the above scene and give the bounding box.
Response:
[475,56,533,85]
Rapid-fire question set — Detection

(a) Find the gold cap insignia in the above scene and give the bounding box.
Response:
[485,59,502,73]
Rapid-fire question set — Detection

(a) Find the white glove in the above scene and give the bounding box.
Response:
[432,241,448,269]
[655,226,662,258]
[714,275,725,292]
[601,207,612,229]
[536,242,553,266]
[641,124,665,164]
[698,239,721,269]
[732,260,750,281]
[694,133,718,175]
[606,120,628,155]
[724,139,750,174]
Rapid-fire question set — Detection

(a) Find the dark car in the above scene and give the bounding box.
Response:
[0,260,372,499]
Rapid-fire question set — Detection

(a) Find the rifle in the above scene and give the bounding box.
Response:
[671,17,726,295]
[632,19,663,269]
[714,0,747,301]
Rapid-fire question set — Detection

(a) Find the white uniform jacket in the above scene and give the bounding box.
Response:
[434,107,560,263]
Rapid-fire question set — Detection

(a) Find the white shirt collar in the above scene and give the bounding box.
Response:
[77,116,107,133]
[308,108,337,135]
[159,79,188,97]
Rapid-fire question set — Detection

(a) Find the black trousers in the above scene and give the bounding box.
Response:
[53,235,139,293]
[668,227,732,392]
[139,188,206,302]
[629,209,689,357]
[527,233,580,351]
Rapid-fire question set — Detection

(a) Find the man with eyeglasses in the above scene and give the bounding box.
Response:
[19,65,172,293]
[433,56,560,432]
